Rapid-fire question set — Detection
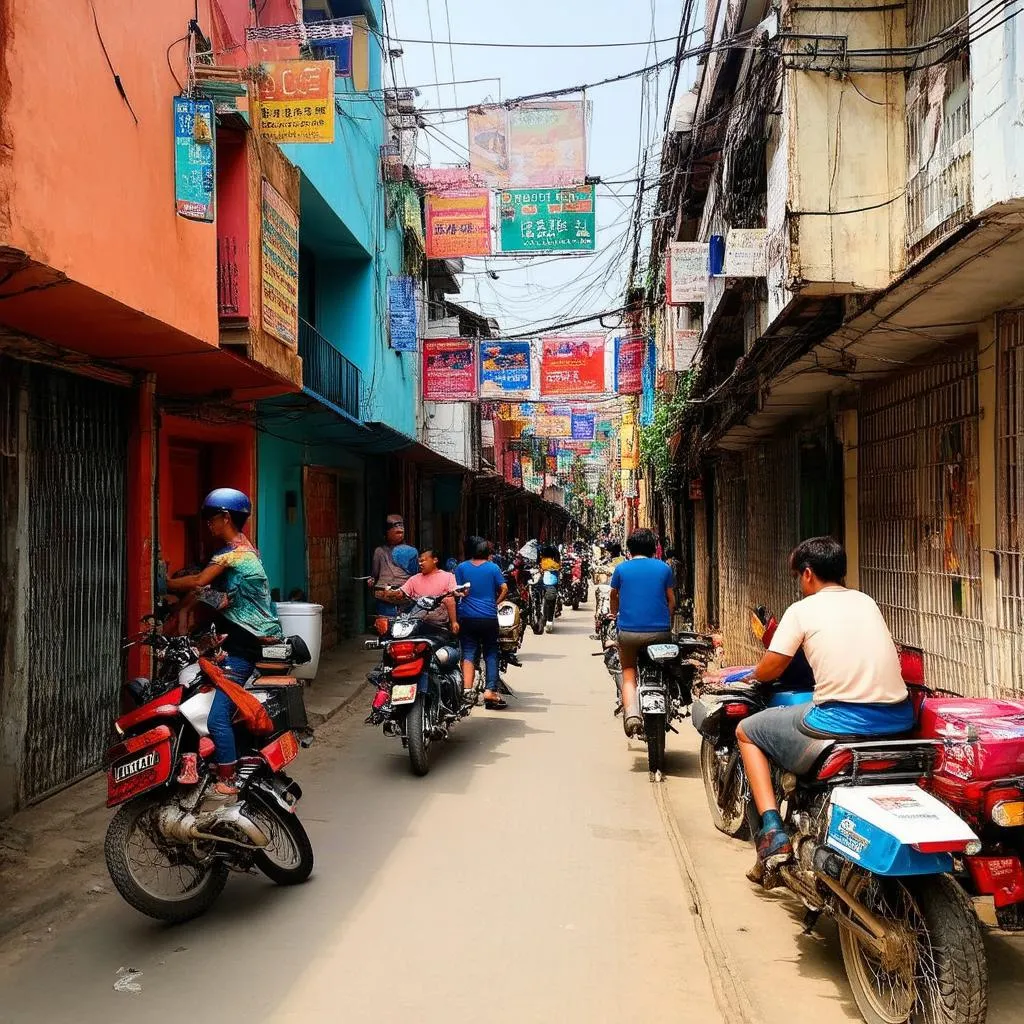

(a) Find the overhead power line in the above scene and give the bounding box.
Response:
[379,31,702,49]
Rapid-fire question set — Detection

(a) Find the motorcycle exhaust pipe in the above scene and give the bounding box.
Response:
[383,721,402,737]
[157,803,270,849]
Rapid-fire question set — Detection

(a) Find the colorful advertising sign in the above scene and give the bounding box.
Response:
[387,276,418,352]
[425,192,492,259]
[479,341,533,398]
[422,338,477,401]
[256,60,335,143]
[261,180,299,347]
[468,106,510,187]
[508,101,587,187]
[498,186,595,253]
[640,340,656,427]
[540,335,605,396]
[615,336,644,394]
[173,97,215,221]
[620,422,639,470]
[571,412,596,440]
[535,412,573,437]
[666,242,708,304]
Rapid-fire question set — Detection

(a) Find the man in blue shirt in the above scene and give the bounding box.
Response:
[610,528,675,738]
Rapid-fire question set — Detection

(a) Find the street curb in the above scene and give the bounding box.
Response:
[0,676,371,947]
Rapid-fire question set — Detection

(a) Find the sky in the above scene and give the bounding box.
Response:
[386,0,700,334]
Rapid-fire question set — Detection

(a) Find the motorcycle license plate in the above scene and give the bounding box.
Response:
[639,689,666,714]
[390,684,418,705]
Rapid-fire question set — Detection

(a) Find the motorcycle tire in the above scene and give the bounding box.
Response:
[571,595,580,611]
[246,794,315,885]
[531,603,544,635]
[406,692,433,777]
[838,871,987,1024]
[644,714,667,776]
[699,738,750,839]
[105,797,229,924]
[544,598,556,623]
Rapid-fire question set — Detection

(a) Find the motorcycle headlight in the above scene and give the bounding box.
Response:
[391,620,415,639]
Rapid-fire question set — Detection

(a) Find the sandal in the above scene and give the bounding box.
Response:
[483,698,508,710]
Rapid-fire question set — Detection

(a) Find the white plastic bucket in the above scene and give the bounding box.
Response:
[275,601,323,680]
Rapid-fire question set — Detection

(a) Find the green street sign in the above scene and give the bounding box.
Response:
[498,186,596,253]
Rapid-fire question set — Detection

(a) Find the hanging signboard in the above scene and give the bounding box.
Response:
[256,60,335,143]
[173,97,215,222]
[261,180,299,348]
[468,107,510,187]
[387,276,418,352]
[615,336,644,394]
[571,412,596,440]
[620,424,639,470]
[535,411,572,437]
[540,335,605,396]
[479,341,533,398]
[508,101,587,188]
[425,192,491,259]
[640,341,656,427]
[666,242,708,304]
[725,228,767,276]
[422,338,477,401]
[498,186,595,253]
[673,328,700,370]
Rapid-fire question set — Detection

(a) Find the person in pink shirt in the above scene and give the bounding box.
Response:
[380,549,459,632]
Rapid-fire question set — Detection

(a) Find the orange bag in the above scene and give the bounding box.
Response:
[199,657,274,736]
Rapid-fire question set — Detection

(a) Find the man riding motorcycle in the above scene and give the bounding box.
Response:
[165,488,284,797]
[737,536,914,873]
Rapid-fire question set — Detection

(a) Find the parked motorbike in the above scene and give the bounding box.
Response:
[693,681,986,1024]
[365,583,471,776]
[104,616,314,923]
[497,597,526,677]
[635,633,714,778]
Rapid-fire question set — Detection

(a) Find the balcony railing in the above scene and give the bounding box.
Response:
[299,318,361,422]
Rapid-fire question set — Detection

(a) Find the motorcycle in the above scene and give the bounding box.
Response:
[634,633,714,778]
[693,681,987,1024]
[567,554,586,611]
[365,583,471,776]
[529,563,560,635]
[711,606,1024,931]
[497,598,526,678]
[104,616,314,923]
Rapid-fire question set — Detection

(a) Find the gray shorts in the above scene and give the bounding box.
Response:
[740,704,834,776]
[617,630,672,670]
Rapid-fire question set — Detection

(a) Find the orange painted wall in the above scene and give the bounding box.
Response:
[0,0,218,346]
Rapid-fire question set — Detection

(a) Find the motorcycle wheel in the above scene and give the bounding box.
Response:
[104,797,229,923]
[571,594,580,611]
[644,714,667,776]
[544,597,556,623]
[406,692,434,777]
[531,602,544,635]
[699,738,750,839]
[246,793,314,885]
[838,871,987,1024]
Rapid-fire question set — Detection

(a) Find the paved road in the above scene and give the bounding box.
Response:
[4,614,1022,1024]
[0,616,725,1024]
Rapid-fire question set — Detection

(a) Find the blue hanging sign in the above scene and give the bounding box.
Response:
[388,276,419,351]
[480,341,533,397]
[571,412,596,440]
[173,96,215,222]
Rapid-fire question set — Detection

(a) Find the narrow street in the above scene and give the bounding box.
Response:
[0,617,722,1024]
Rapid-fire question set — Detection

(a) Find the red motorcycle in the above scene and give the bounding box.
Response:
[701,607,1024,930]
[103,616,314,922]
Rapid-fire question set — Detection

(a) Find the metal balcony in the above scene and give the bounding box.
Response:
[299,318,361,422]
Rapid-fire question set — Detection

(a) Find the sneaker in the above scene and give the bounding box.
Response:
[545,622,554,634]
[756,825,793,870]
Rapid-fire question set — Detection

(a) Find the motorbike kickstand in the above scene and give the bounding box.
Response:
[801,909,820,935]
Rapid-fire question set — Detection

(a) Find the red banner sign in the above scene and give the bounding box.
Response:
[422,338,477,401]
[616,336,644,394]
[425,192,491,259]
[539,335,605,396]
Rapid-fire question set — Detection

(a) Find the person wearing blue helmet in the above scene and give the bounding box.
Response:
[166,487,283,797]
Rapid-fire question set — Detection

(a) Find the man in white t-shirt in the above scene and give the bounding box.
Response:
[736,537,912,872]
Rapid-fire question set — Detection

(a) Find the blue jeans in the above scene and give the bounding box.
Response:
[207,655,253,766]
[460,617,500,691]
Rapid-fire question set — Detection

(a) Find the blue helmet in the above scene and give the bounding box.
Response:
[201,488,252,519]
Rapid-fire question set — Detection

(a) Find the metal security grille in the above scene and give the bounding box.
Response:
[716,437,800,665]
[859,349,984,694]
[24,367,128,800]
[994,310,1024,695]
